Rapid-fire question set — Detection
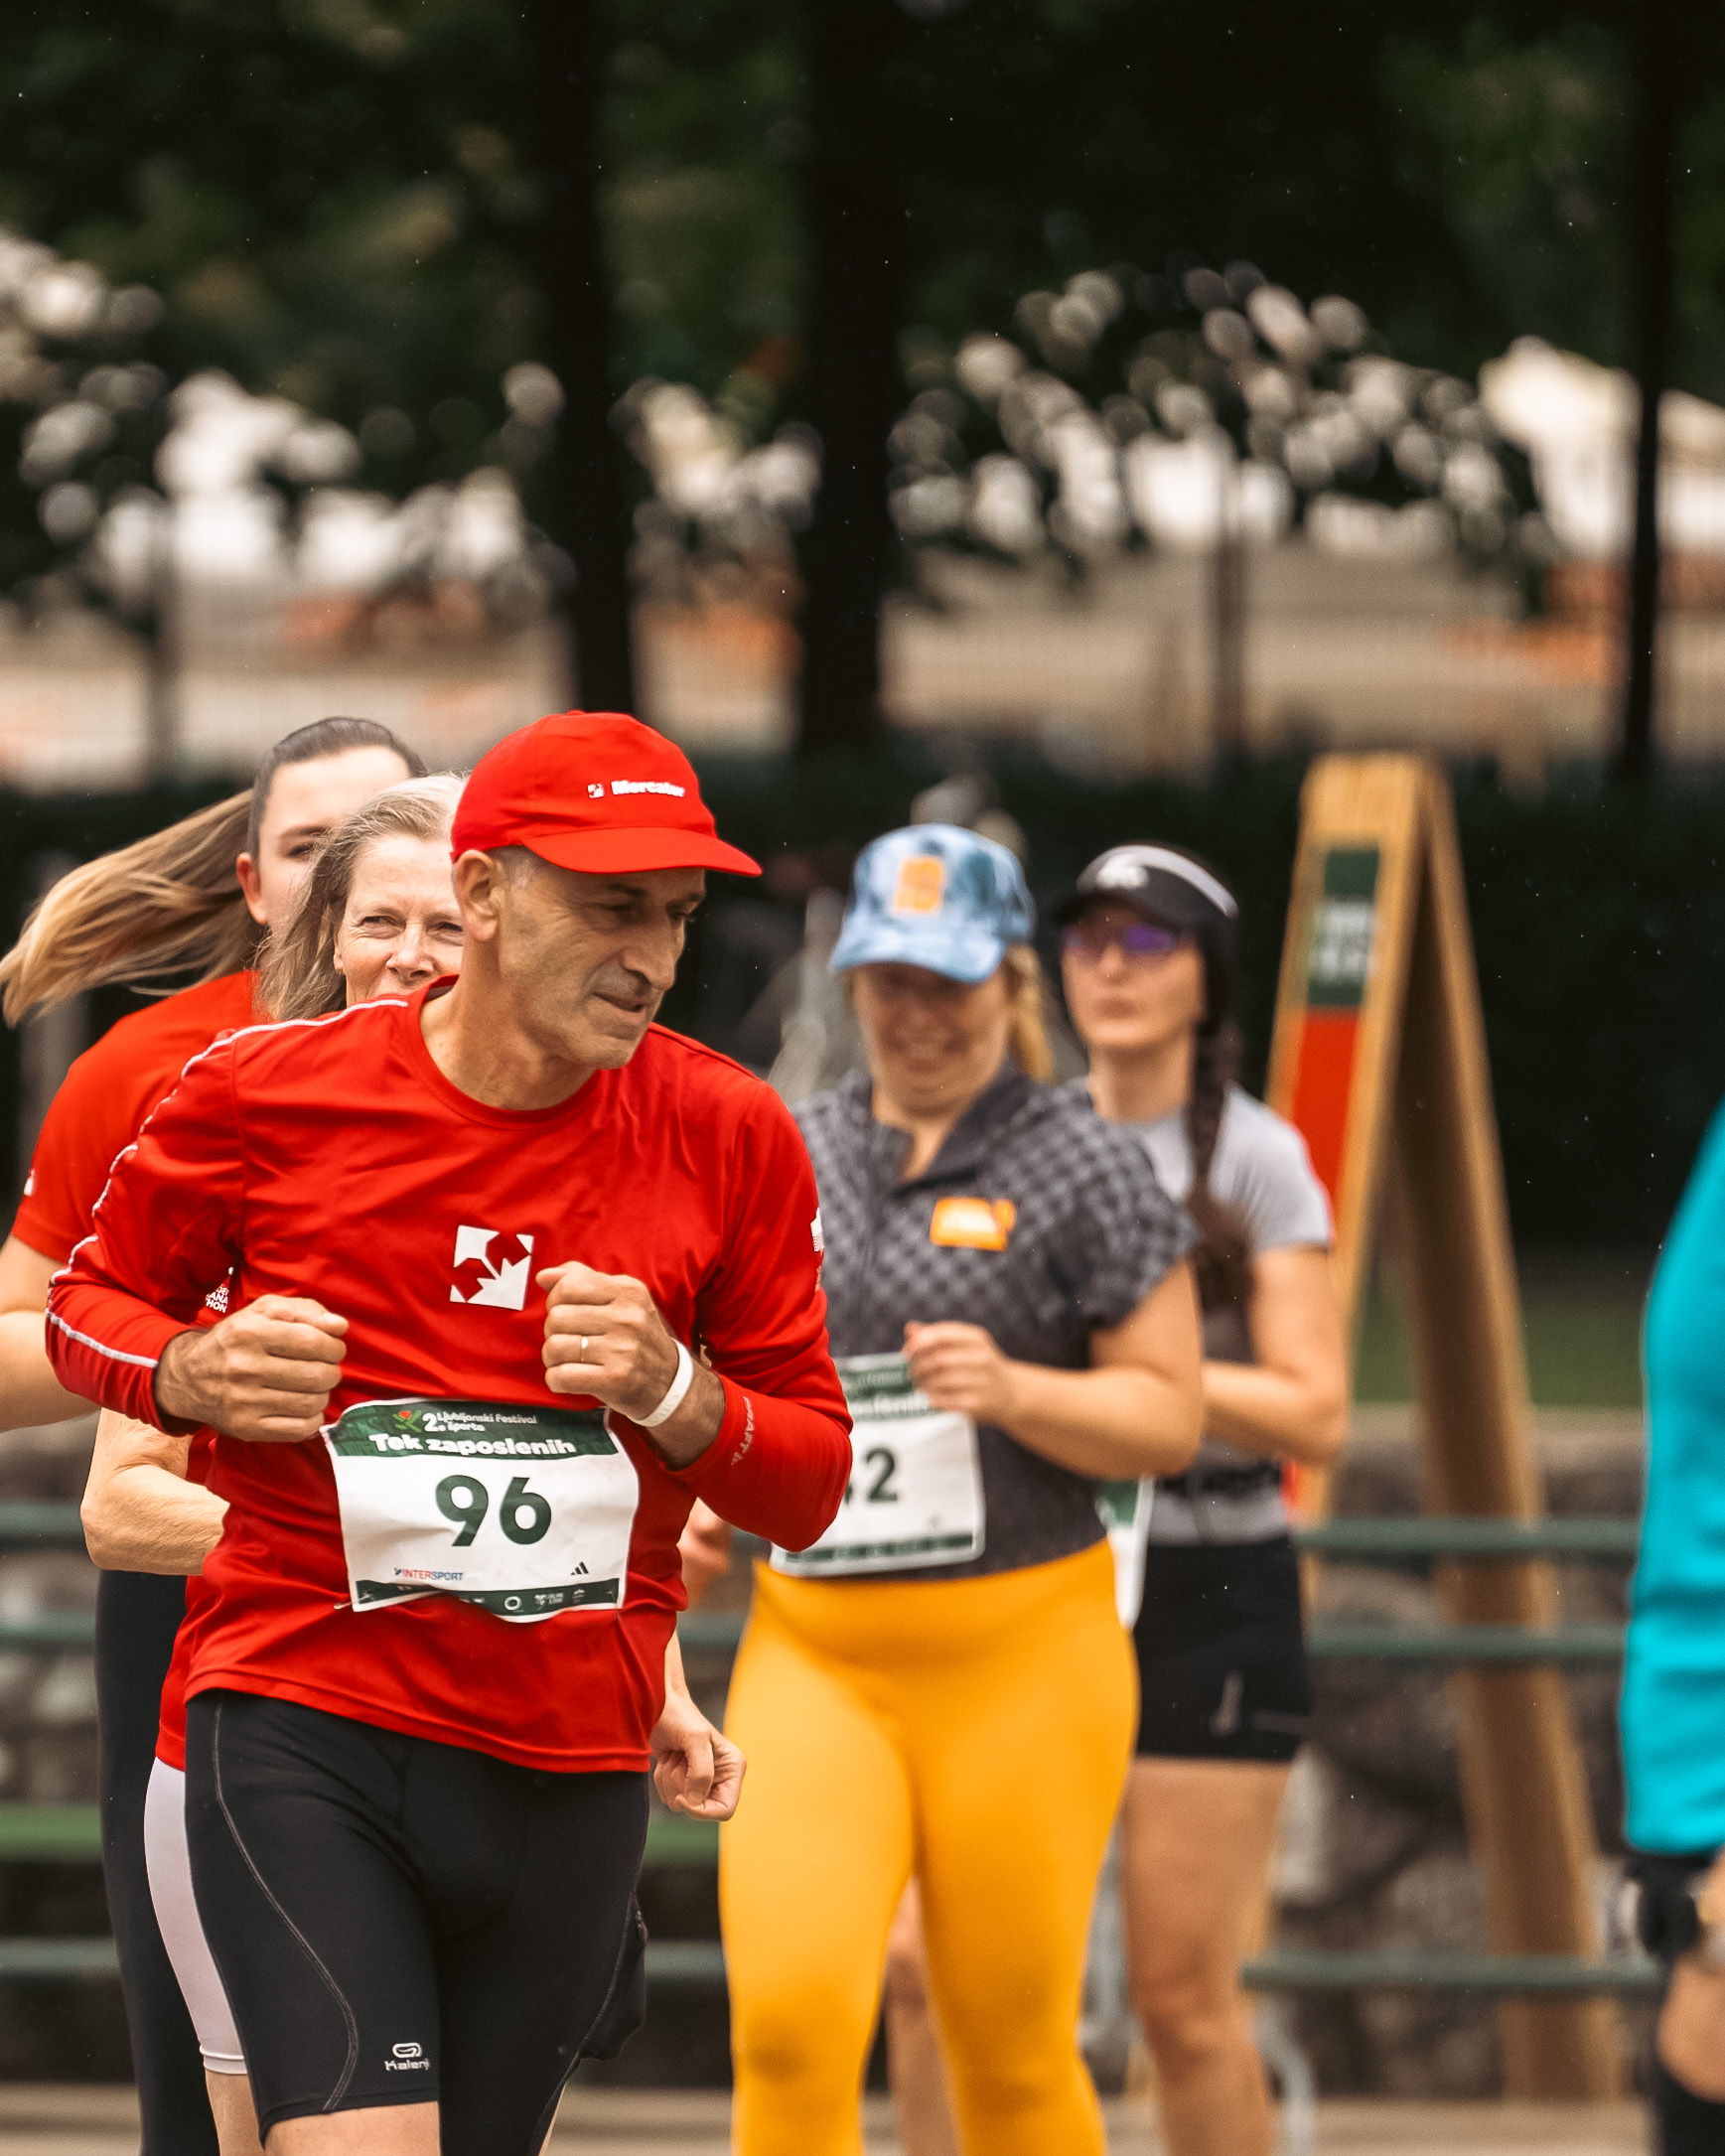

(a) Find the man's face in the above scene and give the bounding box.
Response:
[237,746,414,927]
[464,854,706,1070]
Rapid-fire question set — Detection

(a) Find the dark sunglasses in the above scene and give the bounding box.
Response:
[1060,921,1183,964]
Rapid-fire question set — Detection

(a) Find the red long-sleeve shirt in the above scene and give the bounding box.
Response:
[49,982,849,1772]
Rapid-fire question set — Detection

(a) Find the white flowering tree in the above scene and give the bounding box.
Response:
[0,227,565,773]
[884,261,1542,580]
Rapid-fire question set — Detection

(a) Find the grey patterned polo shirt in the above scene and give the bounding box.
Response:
[793,1069,1197,1583]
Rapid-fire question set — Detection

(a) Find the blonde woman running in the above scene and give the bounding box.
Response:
[0,717,421,2156]
[721,823,1204,2156]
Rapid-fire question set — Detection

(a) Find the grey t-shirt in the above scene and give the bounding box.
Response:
[1115,1084,1331,1544]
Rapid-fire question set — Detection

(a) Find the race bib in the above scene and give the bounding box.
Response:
[324,1397,641,1625]
[1096,1478,1153,1628]
[773,1353,984,1577]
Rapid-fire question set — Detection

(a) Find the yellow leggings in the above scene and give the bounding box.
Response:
[721,1540,1135,2156]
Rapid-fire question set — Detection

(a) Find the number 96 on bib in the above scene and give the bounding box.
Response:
[324,1398,641,1624]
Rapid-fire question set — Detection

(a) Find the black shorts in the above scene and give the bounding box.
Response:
[1133,1534,1311,1764]
[184,1691,648,2150]
[1627,1846,1723,1964]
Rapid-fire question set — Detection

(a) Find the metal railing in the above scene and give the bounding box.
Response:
[0,1504,1654,2001]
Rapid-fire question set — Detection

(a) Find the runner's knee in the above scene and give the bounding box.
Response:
[1132,1959,1249,2062]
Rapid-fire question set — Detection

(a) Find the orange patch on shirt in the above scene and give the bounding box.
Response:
[930,1197,1017,1250]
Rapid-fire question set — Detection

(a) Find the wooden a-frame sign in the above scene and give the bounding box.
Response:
[1263,755,1619,2101]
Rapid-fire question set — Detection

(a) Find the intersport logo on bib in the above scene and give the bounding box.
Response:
[449,1225,535,1310]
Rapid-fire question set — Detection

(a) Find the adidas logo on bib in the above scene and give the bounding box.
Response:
[449,1226,535,1310]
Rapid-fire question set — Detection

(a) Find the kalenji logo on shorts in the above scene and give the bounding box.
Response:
[611,779,686,797]
[386,2041,429,2072]
[449,1226,535,1311]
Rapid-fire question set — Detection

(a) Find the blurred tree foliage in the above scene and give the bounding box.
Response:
[8,3,1723,451]
[6,0,1725,735]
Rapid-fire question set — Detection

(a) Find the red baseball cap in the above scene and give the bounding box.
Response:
[451,711,760,877]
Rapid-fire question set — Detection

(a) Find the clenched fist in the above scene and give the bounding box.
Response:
[538,1262,723,1467]
[154,1296,349,1443]
[904,1320,1019,1427]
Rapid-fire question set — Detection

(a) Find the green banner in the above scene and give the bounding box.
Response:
[782,1531,975,1568]
[835,1354,925,1417]
[328,1398,614,1462]
[355,1576,622,1615]
[1304,846,1381,1011]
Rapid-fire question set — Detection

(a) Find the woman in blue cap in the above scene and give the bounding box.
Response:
[719,824,1204,2156]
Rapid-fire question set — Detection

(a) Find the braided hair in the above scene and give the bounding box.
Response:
[1186,1010,1251,1315]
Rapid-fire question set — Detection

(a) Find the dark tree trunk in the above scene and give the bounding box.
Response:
[795,0,909,758]
[530,0,636,714]
[1618,0,1674,784]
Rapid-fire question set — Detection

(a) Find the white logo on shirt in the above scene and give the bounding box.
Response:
[611,779,685,797]
[449,1225,535,1311]
[810,1210,823,1254]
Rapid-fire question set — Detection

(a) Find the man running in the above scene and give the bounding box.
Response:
[48,709,851,2155]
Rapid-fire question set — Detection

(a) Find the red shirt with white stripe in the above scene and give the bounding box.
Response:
[11,972,259,1264]
[10,976,256,1663]
[48,982,849,1773]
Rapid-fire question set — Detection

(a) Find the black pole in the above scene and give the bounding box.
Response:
[795,0,908,758]
[1212,464,1245,761]
[1618,0,1674,784]
[529,0,636,714]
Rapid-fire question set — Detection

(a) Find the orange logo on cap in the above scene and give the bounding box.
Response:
[930,1197,1016,1250]
[892,856,945,916]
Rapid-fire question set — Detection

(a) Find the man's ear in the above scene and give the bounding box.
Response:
[452,850,506,940]
[235,853,266,927]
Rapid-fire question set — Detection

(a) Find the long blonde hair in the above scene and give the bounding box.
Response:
[0,717,423,1026]
[259,774,465,1023]
[1001,943,1054,1082]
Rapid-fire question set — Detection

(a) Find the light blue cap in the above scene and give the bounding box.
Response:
[828,823,1035,985]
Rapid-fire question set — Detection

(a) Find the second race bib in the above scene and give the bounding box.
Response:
[1095,1477,1153,1628]
[773,1352,984,1577]
[324,1397,641,1625]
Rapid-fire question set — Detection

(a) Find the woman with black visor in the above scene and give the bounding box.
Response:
[1059,841,1350,2156]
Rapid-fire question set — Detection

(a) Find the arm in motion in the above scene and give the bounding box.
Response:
[1196,1245,1350,1467]
[650,1630,745,1821]
[905,1258,1205,1481]
[80,1408,226,1574]
[543,1088,851,1551]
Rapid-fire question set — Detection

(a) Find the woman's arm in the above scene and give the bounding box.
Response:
[80,1407,226,1574]
[678,1500,734,1608]
[1199,1245,1350,1467]
[905,1259,1204,1481]
[651,1631,746,1820]
[0,1237,87,1432]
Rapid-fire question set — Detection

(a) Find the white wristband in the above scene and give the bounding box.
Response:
[637,1340,695,1429]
